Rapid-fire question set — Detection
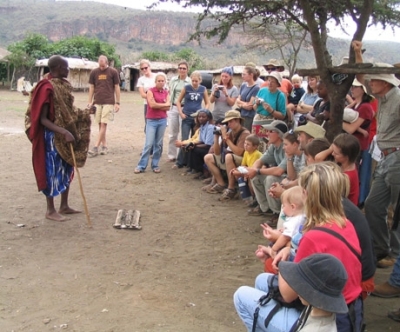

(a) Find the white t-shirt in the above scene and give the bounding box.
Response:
[282,214,306,238]
[137,73,156,104]
[300,313,337,332]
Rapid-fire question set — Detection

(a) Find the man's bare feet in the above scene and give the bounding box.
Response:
[59,207,82,215]
[46,211,68,222]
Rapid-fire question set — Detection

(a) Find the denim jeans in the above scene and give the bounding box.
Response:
[365,150,400,258]
[358,149,372,206]
[233,273,301,332]
[136,118,167,171]
[176,117,195,167]
[389,254,400,288]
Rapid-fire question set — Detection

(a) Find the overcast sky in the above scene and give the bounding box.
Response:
[93,0,399,42]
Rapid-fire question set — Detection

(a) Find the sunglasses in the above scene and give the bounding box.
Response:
[140,67,148,70]
[266,67,277,71]
[178,67,187,70]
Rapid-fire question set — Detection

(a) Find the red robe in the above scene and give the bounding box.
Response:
[27,77,55,191]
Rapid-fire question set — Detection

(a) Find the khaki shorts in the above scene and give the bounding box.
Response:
[213,153,243,171]
[94,104,114,124]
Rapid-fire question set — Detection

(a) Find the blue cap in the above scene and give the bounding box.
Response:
[221,66,234,76]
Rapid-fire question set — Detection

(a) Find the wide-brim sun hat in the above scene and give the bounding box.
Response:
[294,121,326,139]
[265,71,282,87]
[222,109,243,123]
[367,63,400,87]
[279,253,348,314]
[262,120,288,136]
[352,78,375,99]
[264,59,281,68]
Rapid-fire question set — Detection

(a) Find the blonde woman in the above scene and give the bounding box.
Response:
[137,59,156,133]
[135,72,170,174]
[273,162,363,331]
[174,70,210,169]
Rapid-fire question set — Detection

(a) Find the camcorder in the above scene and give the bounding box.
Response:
[214,85,225,98]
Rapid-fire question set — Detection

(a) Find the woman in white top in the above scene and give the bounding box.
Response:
[137,59,156,133]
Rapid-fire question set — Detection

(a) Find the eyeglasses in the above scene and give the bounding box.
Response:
[178,67,187,70]
[140,67,148,70]
[266,67,276,71]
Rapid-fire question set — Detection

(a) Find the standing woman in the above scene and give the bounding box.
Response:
[236,66,260,131]
[295,75,320,127]
[174,71,210,169]
[342,79,374,207]
[167,61,191,162]
[137,59,156,133]
[210,66,239,122]
[135,73,170,174]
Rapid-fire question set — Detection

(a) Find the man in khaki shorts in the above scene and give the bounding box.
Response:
[87,55,120,157]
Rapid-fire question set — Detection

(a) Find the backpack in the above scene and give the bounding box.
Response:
[252,274,304,332]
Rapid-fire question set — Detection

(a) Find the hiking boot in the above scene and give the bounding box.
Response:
[88,147,98,157]
[377,256,396,268]
[372,282,400,298]
[100,146,108,155]
[388,308,400,322]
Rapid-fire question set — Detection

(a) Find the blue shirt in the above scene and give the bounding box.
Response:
[239,83,260,118]
[183,84,206,115]
[199,121,214,145]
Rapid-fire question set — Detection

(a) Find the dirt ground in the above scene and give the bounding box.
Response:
[0,89,399,332]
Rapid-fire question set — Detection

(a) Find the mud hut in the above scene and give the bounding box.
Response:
[35,58,98,90]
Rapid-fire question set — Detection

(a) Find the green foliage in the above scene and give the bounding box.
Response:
[172,48,205,72]
[140,51,170,62]
[6,34,120,68]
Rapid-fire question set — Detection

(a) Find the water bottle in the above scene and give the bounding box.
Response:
[238,177,251,200]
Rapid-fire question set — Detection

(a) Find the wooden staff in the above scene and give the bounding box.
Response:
[70,143,92,227]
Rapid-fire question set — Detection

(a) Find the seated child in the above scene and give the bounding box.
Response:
[256,186,305,261]
[229,134,262,204]
[287,74,305,126]
[279,253,348,331]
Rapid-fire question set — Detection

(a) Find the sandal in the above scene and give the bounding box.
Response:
[202,177,213,184]
[219,188,237,201]
[201,183,214,191]
[153,168,161,173]
[134,168,143,174]
[206,183,226,194]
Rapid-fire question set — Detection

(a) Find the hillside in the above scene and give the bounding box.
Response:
[0,0,399,68]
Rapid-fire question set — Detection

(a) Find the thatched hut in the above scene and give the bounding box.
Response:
[35,58,98,90]
[122,61,178,91]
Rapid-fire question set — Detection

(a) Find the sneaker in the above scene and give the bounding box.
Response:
[377,256,396,268]
[372,281,400,298]
[100,146,108,155]
[88,147,98,157]
[388,308,400,322]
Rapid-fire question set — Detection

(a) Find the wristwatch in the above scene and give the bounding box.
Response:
[257,168,261,175]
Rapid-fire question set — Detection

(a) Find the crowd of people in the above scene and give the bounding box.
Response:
[26,39,400,330]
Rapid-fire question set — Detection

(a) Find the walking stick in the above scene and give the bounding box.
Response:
[70,143,92,228]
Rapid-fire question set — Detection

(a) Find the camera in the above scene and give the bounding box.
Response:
[214,90,221,98]
[183,142,195,152]
[213,125,224,135]
[255,97,265,104]
[218,85,224,90]
[298,115,307,126]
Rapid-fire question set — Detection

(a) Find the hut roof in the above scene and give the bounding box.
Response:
[123,61,178,71]
[0,47,11,62]
[209,66,290,78]
[35,57,99,70]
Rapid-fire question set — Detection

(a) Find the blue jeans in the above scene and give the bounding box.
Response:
[233,273,301,332]
[365,150,400,258]
[176,116,195,167]
[136,118,167,171]
[389,254,400,288]
[358,149,372,206]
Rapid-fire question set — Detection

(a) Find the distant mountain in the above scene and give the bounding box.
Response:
[0,0,398,68]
